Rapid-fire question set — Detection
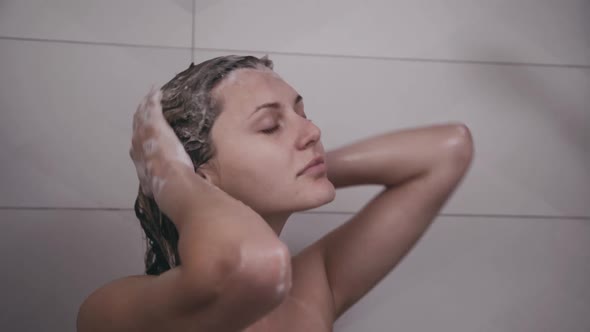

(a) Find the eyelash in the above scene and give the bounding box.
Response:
[261,117,312,135]
[261,125,280,135]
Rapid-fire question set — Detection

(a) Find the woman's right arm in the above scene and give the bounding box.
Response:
[76,89,292,332]
[77,192,291,332]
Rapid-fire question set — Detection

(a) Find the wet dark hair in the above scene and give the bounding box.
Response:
[134,55,274,275]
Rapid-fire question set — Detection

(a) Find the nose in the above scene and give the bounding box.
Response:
[296,117,321,150]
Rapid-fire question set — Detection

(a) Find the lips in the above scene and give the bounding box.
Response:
[297,155,325,176]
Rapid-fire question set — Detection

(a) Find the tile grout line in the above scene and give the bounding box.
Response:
[0,206,588,221]
[0,35,191,51]
[191,0,195,62]
[1,31,587,222]
[305,211,590,221]
[1,35,588,70]
[193,46,590,70]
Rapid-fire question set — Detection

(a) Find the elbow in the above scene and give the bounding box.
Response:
[179,240,292,310]
[181,241,292,315]
[237,241,293,303]
[443,123,475,166]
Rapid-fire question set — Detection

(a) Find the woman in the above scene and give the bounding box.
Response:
[77,55,474,332]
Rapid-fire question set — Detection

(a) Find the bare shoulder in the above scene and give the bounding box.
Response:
[79,274,151,312]
[77,274,155,332]
[79,246,337,332]
[77,270,220,332]
[81,274,154,304]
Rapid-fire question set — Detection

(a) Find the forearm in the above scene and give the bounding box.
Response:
[169,176,292,329]
[325,122,473,188]
[130,88,290,306]
[161,167,289,281]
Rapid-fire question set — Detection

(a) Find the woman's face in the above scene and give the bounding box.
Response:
[202,67,335,216]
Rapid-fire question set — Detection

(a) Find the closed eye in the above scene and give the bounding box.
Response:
[261,125,280,134]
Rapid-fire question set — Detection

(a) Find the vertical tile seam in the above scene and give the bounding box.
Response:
[191,0,196,62]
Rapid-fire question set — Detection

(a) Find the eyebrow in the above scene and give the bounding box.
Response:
[249,95,303,118]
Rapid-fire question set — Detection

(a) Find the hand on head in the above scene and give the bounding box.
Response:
[129,87,195,201]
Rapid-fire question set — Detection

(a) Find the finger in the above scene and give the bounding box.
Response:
[129,146,139,162]
[132,108,140,132]
[142,138,159,157]
[133,160,152,196]
[131,154,146,179]
[139,94,153,123]
[130,134,144,161]
[134,93,149,122]
[146,88,164,122]
[151,88,162,107]
[133,89,157,131]
[141,182,153,197]
[132,108,145,133]
[136,124,157,150]
[151,176,168,198]
[131,155,152,195]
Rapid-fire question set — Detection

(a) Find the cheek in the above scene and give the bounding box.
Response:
[219,147,262,177]
[234,149,291,186]
[243,150,285,179]
[216,134,291,183]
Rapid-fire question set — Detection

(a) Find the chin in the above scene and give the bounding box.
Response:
[301,180,336,210]
[261,178,336,213]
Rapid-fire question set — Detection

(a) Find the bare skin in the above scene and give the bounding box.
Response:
[77,68,474,332]
[244,124,475,332]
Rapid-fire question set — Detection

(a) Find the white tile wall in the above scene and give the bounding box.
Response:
[3,41,587,216]
[0,39,191,208]
[196,50,590,217]
[283,213,590,332]
[225,52,590,216]
[0,209,145,332]
[193,0,590,66]
[2,210,588,332]
[1,1,588,331]
[0,0,193,47]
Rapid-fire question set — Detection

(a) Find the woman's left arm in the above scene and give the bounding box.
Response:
[318,122,474,320]
[325,122,473,189]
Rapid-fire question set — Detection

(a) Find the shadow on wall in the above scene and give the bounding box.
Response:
[173,0,194,13]
[470,48,589,153]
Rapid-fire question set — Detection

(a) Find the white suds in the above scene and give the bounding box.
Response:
[142,138,158,156]
[142,108,151,122]
[151,176,168,197]
[175,144,193,168]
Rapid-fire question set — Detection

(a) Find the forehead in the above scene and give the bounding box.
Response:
[214,68,297,108]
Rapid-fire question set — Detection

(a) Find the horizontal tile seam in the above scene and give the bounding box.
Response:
[0,206,588,221]
[1,36,588,69]
[195,46,590,69]
[0,35,191,51]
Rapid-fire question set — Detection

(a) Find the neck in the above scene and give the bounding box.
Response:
[262,212,292,236]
